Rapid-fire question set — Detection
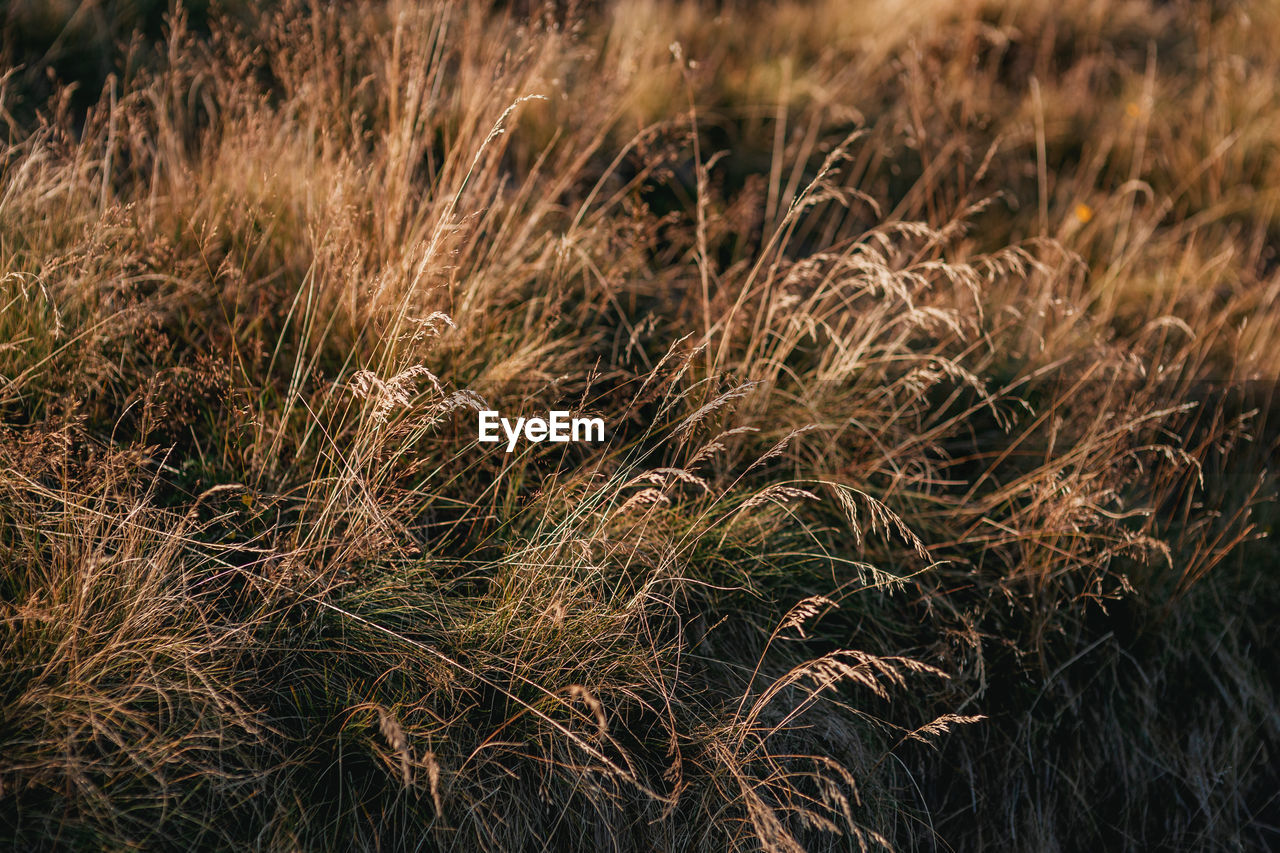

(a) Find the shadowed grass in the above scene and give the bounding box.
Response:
[1,1,1277,850]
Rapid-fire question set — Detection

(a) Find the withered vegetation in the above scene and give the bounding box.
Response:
[1,1,1277,850]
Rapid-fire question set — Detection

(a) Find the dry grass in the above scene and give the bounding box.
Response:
[1,0,1277,850]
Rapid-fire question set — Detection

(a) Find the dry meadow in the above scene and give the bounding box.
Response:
[1,1,1278,850]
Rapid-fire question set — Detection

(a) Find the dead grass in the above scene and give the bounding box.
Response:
[1,0,1277,850]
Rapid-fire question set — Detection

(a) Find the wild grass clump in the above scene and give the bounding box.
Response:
[2,1,1277,850]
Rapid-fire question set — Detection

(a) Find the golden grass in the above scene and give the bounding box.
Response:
[1,0,1277,850]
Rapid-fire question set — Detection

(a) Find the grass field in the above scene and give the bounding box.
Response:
[2,1,1278,850]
